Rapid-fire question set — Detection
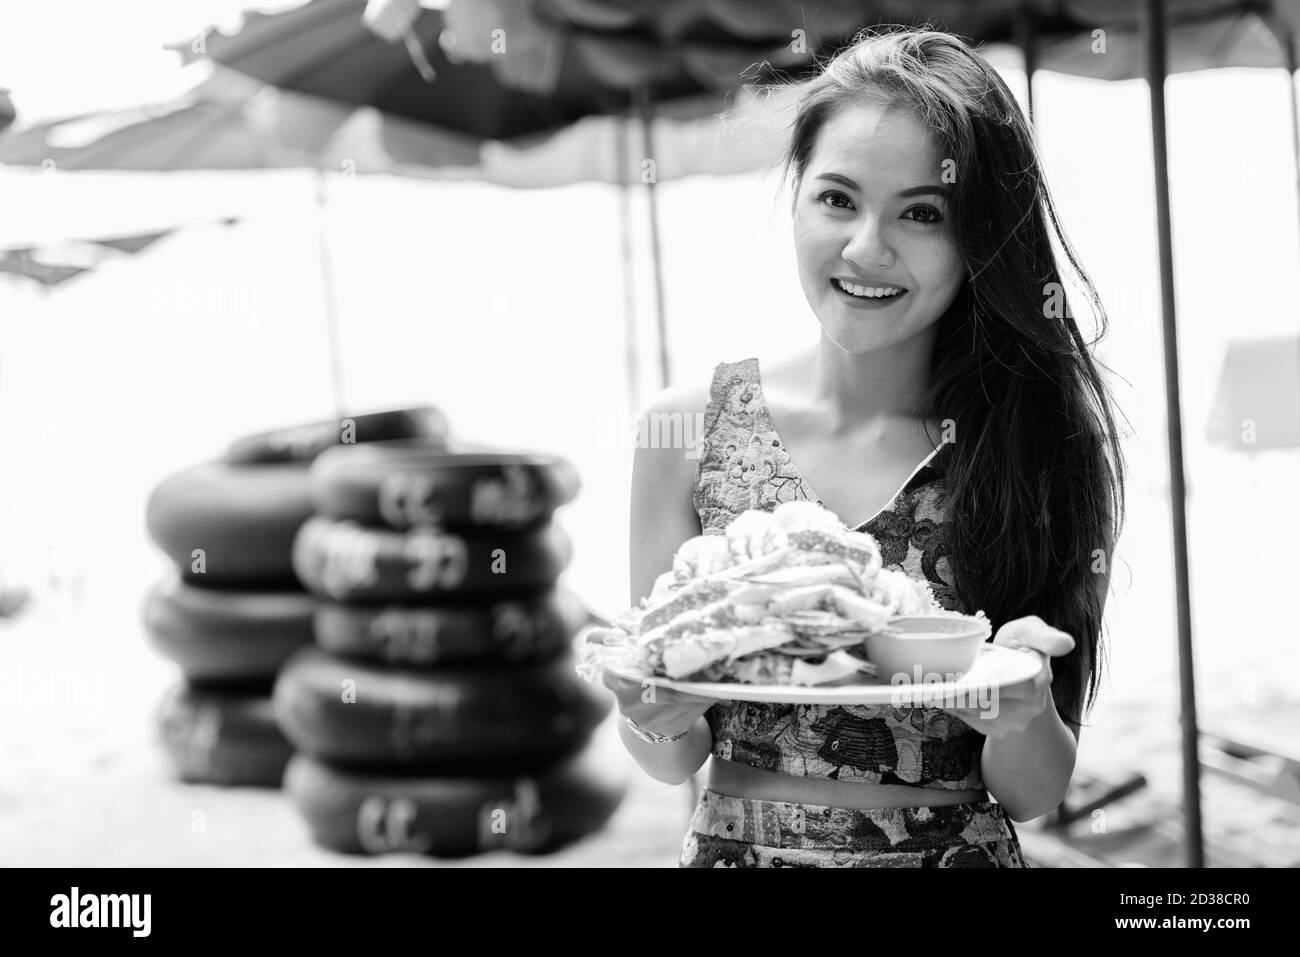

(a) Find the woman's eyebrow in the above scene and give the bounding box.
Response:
[898,184,951,198]
[815,172,950,198]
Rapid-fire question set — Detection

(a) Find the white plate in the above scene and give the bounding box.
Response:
[605,644,1041,706]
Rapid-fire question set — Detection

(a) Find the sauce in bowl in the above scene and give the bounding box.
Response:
[868,614,992,684]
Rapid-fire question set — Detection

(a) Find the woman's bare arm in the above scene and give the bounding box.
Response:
[613,383,714,786]
[628,385,704,607]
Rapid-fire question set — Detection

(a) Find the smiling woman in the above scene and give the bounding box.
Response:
[603,23,1127,869]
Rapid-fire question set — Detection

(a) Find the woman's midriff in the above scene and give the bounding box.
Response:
[706,757,988,809]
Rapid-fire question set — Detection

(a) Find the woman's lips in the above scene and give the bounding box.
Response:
[830,279,909,308]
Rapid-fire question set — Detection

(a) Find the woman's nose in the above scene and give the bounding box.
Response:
[841,215,893,267]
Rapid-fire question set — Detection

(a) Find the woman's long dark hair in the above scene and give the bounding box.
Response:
[776,25,1127,730]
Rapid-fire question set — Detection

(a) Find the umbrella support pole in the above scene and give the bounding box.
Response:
[1142,0,1205,869]
[313,167,348,421]
[637,84,670,390]
[616,116,643,417]
[1287,33,1300,287]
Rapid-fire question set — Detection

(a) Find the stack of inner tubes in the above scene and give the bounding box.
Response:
[142,408,449,787]
[278,441,624,856]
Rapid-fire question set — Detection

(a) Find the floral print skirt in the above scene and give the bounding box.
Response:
[679,787,1029,868]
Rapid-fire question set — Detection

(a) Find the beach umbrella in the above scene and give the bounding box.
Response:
[0,62,501,409]
[0,228,176,288]
[0,68,395,410]
[0,70,475,175]
[0,62,736,186]
[173,0,813,395]
[0,54,789,415]
[192,0,1125,392]
[993,2,1300,265]
[0,219,240,289]
[172,0,807,136]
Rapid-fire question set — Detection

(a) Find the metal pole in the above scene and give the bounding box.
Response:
[616,115,643,417]
[1286,33,1300,400]
[1141,0,1204,869]
[636,83,671,390]
[312,166,347,420]
[1286,33,1300,284]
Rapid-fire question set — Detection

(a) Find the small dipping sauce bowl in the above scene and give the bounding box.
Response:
[868,614,993,685]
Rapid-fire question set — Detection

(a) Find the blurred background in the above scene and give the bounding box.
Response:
[1,0,1298,867]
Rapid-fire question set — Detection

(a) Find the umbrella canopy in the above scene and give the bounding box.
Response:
[996,2,1300,80]
[443,0,1300,83]
[182,0,1125,123]
[166,0,795,138]
[0,62,786,187]
[0,65,479,175]
[173,0,822,392]
[0,13,795,413]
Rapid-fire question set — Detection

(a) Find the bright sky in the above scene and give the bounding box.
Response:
[0,2,290,120]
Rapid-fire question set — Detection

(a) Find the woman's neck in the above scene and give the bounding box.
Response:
[800,328,937,433]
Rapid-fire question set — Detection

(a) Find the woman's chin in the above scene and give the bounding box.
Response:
[815,305,942,356]
[817,316,902,354]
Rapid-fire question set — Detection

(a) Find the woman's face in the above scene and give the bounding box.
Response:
[792,100,966,355]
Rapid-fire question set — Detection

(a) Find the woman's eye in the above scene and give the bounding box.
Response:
[904,205,944,225]
[817,190,854,210]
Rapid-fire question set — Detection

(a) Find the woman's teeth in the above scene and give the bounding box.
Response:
[833,279,906,299]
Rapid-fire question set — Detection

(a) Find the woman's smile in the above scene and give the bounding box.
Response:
[831,276,910,308]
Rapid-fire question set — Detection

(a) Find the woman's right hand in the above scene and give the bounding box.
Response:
[600,669,715,740]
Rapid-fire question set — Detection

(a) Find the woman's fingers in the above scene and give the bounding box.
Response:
[635,682,713,708]
[599,670,642,694]
[995,616,1075,657]
[598,670,713,712]
[579,625,616,645]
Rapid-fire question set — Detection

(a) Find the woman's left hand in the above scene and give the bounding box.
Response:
[934,615,1075,740]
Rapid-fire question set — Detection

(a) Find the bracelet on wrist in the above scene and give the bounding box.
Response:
[623,714,694,744]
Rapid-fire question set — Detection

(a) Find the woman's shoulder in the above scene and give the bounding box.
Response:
[640,357,760,419]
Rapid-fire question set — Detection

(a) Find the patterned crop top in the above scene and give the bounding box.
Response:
[692,357,986,791]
